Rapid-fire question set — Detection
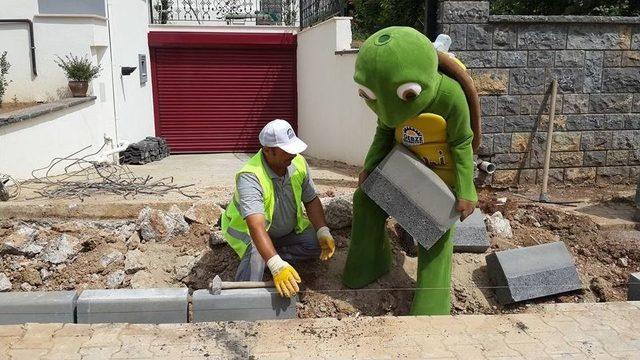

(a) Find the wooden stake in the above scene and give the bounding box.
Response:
[540,79,558,202]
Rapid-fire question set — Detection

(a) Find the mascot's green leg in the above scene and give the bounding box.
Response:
[409,227,454,315]
[342,188,392,288]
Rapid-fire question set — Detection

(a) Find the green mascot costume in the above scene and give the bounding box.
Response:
[342,27,481,315]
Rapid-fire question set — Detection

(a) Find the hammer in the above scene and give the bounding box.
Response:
[210,275,274,295]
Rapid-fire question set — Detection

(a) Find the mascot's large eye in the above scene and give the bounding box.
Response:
[397,83,422,101]
[357,86,377,101]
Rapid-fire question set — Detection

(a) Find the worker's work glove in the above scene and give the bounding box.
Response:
[317,226,335,261]
[267,255,301,298]
[456,199,476,221]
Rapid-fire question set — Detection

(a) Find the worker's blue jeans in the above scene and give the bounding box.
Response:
[235,227,321,281]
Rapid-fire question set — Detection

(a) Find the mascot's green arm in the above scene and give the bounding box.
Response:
[427,74,478,203]
[363,120,396,173]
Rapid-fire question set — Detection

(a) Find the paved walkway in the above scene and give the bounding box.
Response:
[1,302,639,359]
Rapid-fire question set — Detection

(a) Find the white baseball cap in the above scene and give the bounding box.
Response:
[259,119,307,155]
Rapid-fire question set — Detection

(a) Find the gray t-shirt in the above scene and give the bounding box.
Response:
[236,156,318,239]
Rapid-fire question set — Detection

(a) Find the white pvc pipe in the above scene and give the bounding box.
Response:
[102,140,130,157]
[476,159,496,174]
[88,140,130,164]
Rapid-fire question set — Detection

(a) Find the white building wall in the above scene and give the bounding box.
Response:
[0,15,111,103]
[106,0,156,143]
[0,0,156,179]
[0,101,113,179]
[296,17,376,167]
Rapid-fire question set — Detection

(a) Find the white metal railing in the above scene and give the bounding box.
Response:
[149,0,299,26]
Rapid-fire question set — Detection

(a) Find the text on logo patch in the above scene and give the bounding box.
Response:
[402,126,424,146]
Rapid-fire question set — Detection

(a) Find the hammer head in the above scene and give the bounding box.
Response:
[210,275,222,295]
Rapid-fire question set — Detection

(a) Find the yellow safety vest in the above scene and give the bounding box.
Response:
[221,150,312,258]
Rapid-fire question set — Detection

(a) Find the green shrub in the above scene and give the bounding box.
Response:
[352,0,424,40]
[0,51,10,106]
[55,54,102,82]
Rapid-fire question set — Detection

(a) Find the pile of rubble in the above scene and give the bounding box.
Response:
[0,219,137,292]
[1,188,639,318]
[0,196,355,294]
[0,200,228,292]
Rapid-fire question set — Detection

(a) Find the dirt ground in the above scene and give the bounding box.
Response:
[1,182,639,319]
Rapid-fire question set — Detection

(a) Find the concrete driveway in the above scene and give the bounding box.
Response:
[1,153,359,219]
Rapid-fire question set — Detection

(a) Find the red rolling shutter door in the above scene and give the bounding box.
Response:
[151,34,297,153]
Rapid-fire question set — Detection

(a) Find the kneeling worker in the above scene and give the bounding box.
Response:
[221,119,335,298]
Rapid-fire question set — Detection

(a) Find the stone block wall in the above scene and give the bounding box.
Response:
[439,0,640,186]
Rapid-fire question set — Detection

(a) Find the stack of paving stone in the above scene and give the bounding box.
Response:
[120,137,170,165]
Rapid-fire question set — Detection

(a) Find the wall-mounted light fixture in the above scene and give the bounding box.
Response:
[121,66,137,76]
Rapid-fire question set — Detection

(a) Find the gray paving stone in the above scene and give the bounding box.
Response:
[192,288,296,322]
[629,272,640,301]
[446,24,467,51]
[527,50,555,67]
[482,116,505,133]
[497,51,527,67]
[361,145,458,251]
[0,291,78,324]
[547,68,585,93]
[480,96,497,116]
[584,151,607,166]
[517,24,567,49]
[485,241,582,305]
[584,51,603,93]
[493,133,512,154]
[504,115,535,132]
[466,24,492,50]
[567,115,607,131]
[456,51,496,68]
[602,68,640,93]
[441,1,489,24]
[555,50,585,67]
[497,96,519,116]
[567,24,631,49]
[478,134,494,156]
[493,153,524,169]
[510,68,546,94]
[492,25,516,50]
[453,209,489,253]
[76,288,188,324]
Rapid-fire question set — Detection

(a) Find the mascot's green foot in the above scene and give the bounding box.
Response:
[342,189,393,288]
[408,229,454,316]
[342,245,392,288]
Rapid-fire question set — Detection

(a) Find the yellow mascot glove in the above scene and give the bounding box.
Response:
[317,226,335,261]
[266,255,301,298]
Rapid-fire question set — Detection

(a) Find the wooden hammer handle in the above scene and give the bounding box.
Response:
[220,281,274,289]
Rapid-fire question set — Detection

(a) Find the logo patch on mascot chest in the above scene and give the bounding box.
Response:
[402,126,424,146]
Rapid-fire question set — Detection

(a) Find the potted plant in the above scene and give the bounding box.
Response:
[55,54,102,97]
